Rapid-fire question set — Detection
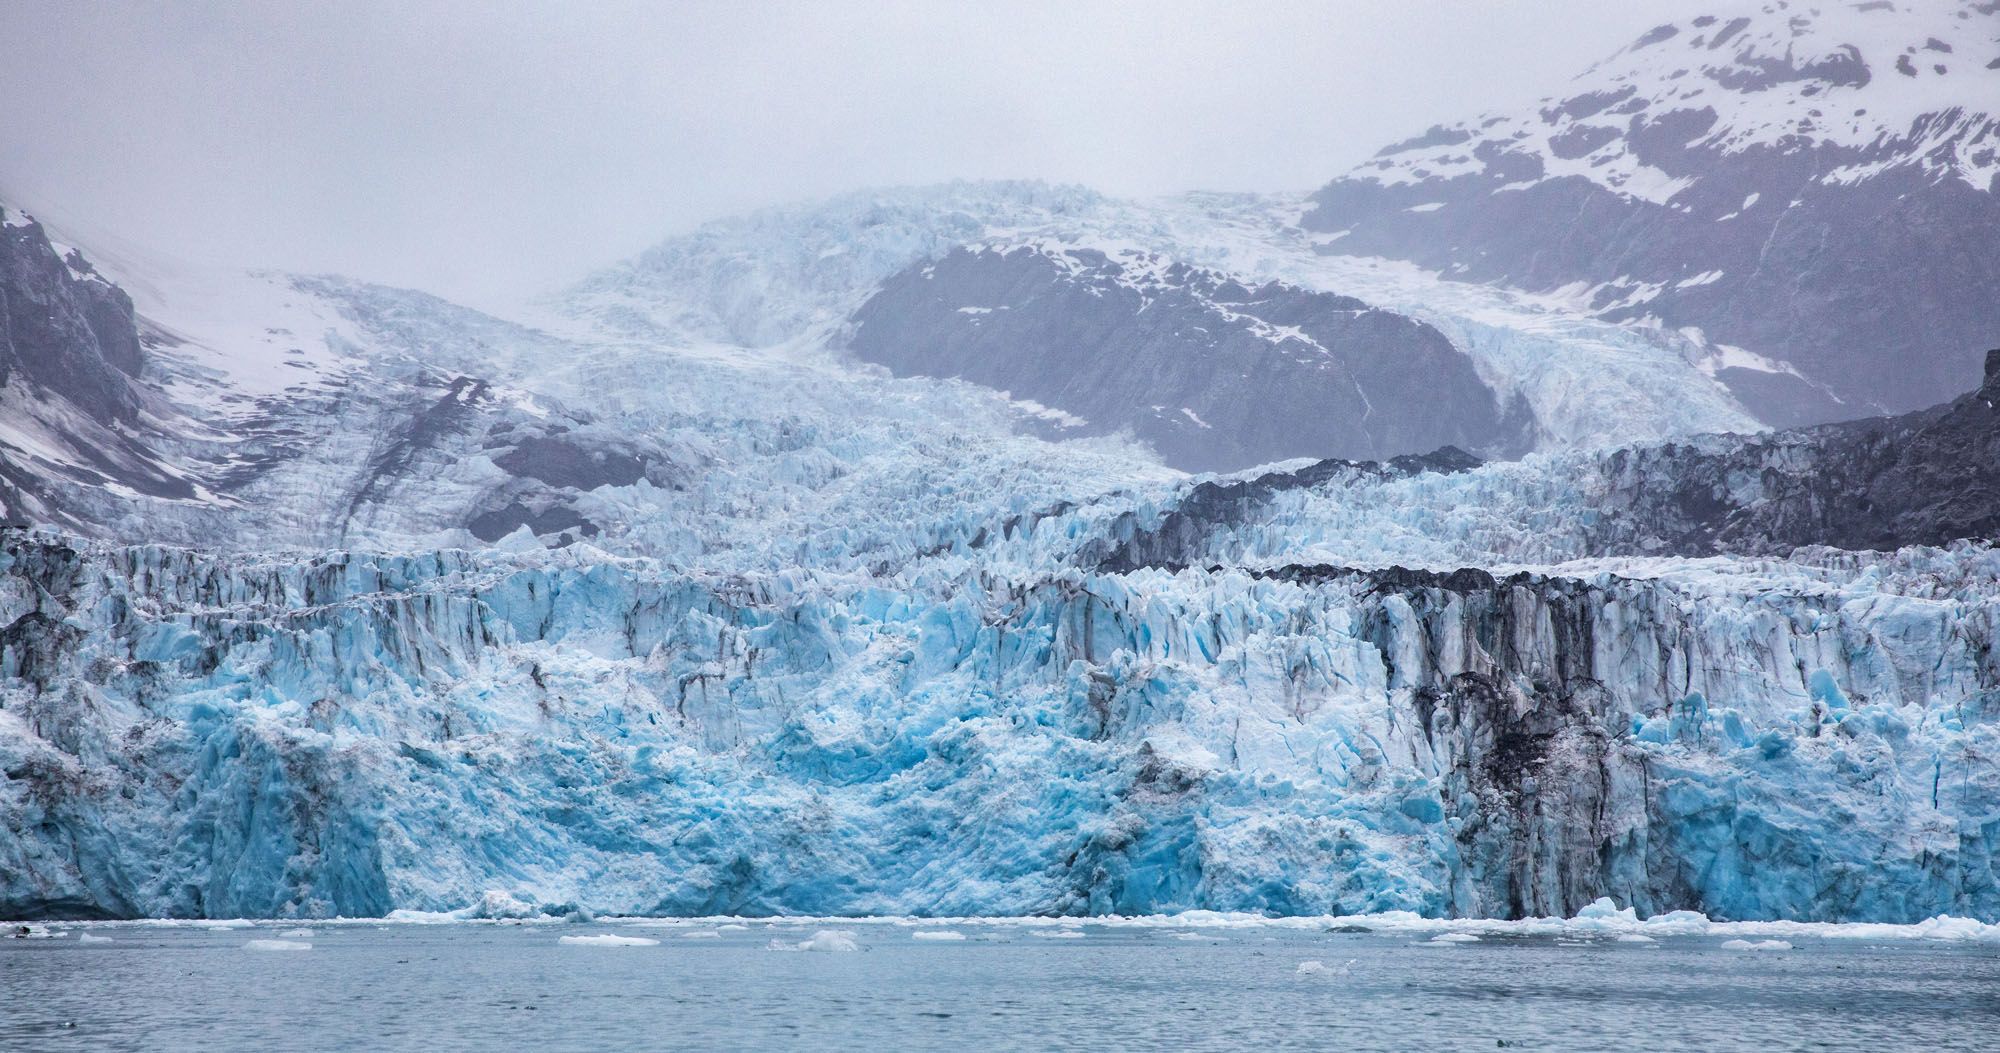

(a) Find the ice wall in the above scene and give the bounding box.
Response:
[4,530,1995,921]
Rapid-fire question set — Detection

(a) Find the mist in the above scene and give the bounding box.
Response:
[2,0,1708,306]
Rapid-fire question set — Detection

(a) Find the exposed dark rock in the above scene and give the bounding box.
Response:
[847,246,1532,473]
[0,207,145,425]
[492,435,647,490]
[1580,348,2000,554]
[466,501,598,543]
[1094,447,1481,572]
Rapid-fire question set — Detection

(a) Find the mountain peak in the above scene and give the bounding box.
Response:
[1356,0,2000,202]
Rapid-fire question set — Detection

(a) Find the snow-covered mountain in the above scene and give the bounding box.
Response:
[2,182,1767,547]
[1305,0,2000,426]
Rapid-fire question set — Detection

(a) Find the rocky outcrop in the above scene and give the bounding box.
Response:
[0,206,144,426]
[847,245,1532,472]
[0,205,194,528]
[1580,348,2000,554]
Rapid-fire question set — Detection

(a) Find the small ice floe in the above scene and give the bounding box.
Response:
[1720,939,1791,952]
[243,939,312,952]
[77,934,114,945]
[1615,934,1657,944]
[1030,929,1084,939]
[1296,960,1327,974]
[768,930,860,953]
[679,929,723,939]
[8,925,56,940]
[197,920,256,930]
[911,930,967,941]
[557,934,659,948]
[1430,932,1480,943]
[716,924,748,932]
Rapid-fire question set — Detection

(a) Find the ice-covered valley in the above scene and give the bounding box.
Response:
[3,180,1998,925]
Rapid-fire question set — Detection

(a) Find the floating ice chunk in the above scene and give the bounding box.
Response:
[1431,932,1481,943]
[1571,898,1639,931]
[1296,960,1327,974]
[1615,934,1657,944]
[1641,911,1713,936]
[198,920,255,930]
[77,933,113,945]
[558,934,659,947]
[1030,930,1085,939]
[8,925,56,939]
[786,930,859,953]
[1910,916,1993,941]
[471,891,541,920]
[680,930,723,939]
[1720,939,1791,952]
[243,939,312,952]
[912,930,967,941]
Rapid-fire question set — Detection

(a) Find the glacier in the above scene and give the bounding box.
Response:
[4,526,1996,921]
[3,181,1998,925]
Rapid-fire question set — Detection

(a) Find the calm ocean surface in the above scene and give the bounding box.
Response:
[2,919,1996,1051]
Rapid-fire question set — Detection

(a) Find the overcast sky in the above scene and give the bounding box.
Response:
[3,1,1711,307]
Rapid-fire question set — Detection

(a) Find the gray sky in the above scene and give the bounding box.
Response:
[2,1,1710,307]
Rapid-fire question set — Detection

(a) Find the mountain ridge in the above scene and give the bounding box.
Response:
[1304,0,2000,425]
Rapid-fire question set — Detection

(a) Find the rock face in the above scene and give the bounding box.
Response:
[1576,348,2000,554]
[0,206,144,425]
[847,245,1532,472]
[1094,348,2000,570]
[0,206,188,529]
[1302,0,2000,425]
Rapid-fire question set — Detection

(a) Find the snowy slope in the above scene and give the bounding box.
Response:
[1305,0,2000,425]
[563,184,1762,459]
[5,179,1767,553]
[1351,0,2000,202]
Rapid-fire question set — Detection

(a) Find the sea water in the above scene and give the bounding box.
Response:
[2,920,1995,1051]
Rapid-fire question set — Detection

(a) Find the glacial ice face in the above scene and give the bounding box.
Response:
[4,531,1995,921]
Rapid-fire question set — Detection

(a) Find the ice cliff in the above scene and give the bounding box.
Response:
[4,522,1996,921]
